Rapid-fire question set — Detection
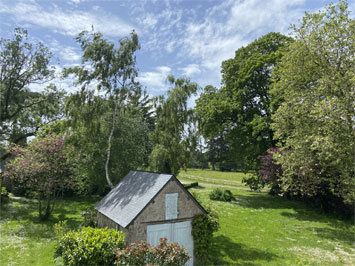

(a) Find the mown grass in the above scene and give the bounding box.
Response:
[179,169,355,266]
[178,168,251,189]
[179,168,250,182]
[1,169,354,266]
[0,196,99,266]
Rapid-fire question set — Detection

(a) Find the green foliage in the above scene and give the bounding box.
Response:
[206,135,234,171]
[115,238,190,266]
[192,206,219,262]
[56,226,125,266]
[209,188,223,200]
[0,180,9,204]
[271,0,355,206]
[149,76,199,175]
[0,28,64,162]
[3,134,75,219]
[148,144,170,174]
[64,30,149,191]
[196,33,293,171]
[209,188,235,201]
[65,99,149,194]
[183,182,199,189]
[54,220,70,239]
[1,182,354,265]
[80,207,97,227]
[242,175,265,192]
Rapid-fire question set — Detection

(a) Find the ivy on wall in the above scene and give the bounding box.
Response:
[191,206,219,263]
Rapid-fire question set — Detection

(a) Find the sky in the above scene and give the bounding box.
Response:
[1,0,354,97]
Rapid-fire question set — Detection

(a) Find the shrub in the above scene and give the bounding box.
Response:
[222,189,234,202]
[80,207,97,227]
[258,147,283,195]
[209,188,223,200]
[209,188,234,202]
[115,238,190,266]
[0,180,9,204]
[242,175,265,191]
[54,220,70,239]
[192,206,219,263]
[183,182,199,189]
[56,226,125,266]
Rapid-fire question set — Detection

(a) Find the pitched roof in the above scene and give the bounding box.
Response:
[95,170,174,228]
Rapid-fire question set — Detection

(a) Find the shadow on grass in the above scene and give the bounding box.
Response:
[232,192,354,247]
[282,211,354,245]
[0,195,98,241]
[208,235,279,265]
[233,193,301,210]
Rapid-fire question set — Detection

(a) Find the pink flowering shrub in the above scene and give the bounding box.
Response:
[116,238,190,266]
[3,134,76,219]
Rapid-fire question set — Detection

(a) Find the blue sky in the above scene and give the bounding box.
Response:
[1,0,354,97]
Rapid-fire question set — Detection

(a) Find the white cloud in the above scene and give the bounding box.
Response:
[59,46,81,62]
[0,1,136,37]
[49,40,81,63]
[28,65,78,94]
[141,13,158,29]
[138,66,171,94]
[178,0,305,86]
[179,64,201,77]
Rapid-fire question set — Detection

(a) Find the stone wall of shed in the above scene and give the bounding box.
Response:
[124,178,204,244]
[97,212,119,230]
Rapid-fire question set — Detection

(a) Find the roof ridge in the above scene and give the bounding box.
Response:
[130,169,174,176]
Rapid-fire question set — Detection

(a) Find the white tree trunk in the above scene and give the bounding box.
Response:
[104,100,118,188]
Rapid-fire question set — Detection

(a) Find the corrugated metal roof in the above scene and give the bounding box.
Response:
[95,170,173,228]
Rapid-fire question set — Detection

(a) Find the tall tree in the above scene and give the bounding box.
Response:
[195,33,293,171]
[65,93,149,194]
[0,28,64,161]
[64,30,141,189]
[149,76,199,175]
[271,0,355,205]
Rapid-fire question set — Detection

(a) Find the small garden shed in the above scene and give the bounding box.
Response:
[95,170,206,266]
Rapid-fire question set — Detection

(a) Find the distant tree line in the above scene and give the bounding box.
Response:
[1,0,353,217]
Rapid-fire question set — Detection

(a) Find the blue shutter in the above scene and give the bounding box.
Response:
[165,193,178,219]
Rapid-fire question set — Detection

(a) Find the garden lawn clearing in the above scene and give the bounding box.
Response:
[0,169,354,266]
[178,168,252,189]
[0,196,99,266]
[179,169,355,266]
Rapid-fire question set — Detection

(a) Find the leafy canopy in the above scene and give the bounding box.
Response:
[3,134,75,219]
[196,32,293,171]
[271,0,355,205]
[149,76,199,175]
[0,28,64,157]
[64,30,150,192]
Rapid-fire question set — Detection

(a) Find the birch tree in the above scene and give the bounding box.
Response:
[64,30,140,188]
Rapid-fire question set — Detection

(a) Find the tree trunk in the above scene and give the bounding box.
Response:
[44,199,51,220]
[38,199,42,218]
[104,100,118,189]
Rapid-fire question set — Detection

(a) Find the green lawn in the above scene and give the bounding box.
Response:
[1,169,354,265]
[179,169,355,266]
[178,168,251,189]
[0,196,99,266]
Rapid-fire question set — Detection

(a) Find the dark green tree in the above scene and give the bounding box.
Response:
[149,76,199,175]
[0,28,64,162]
[206,135,230,171]
[195,33,293,171]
